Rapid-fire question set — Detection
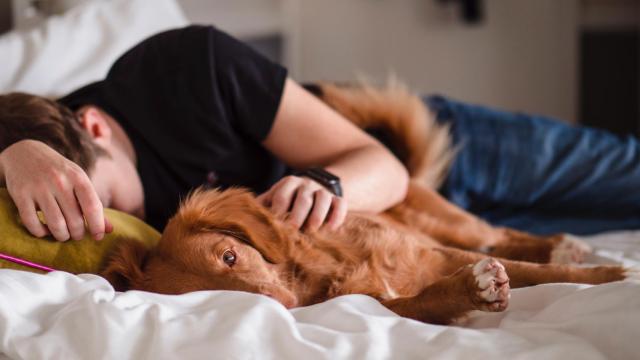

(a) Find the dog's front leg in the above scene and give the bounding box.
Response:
[434,247,630,288]
[381,258,510,325]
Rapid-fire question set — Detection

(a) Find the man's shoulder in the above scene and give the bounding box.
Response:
[119,25,216,59]
[102,25,221,82]
[145,25,217,45]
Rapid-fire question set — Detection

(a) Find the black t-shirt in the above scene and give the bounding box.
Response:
[59,25,288,231]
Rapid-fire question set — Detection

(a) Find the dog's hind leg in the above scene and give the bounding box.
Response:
[485,230,592,264]
[381,257,510,325]
[385,183,503,249]
[386,182,592,264]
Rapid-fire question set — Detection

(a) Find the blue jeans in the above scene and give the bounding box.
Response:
[425,95,640,235]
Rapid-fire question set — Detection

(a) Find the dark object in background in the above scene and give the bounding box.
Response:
[580,30,639,136]
[438,0,484,24]
[460,0,483,24]
[0,0,12,34]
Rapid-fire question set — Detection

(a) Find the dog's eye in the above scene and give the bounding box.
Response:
[222,250,236,267]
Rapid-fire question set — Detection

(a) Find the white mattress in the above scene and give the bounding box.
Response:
[0,231,638,360]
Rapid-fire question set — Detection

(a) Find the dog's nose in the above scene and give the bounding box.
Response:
[280,297,298,309]
[263,292,298,309]
[282,297,298,309]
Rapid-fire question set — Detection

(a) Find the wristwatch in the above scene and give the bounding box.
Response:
[294,167,343,197]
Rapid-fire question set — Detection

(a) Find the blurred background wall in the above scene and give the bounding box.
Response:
[310,1,578,123]
[179,0,581,123]
[4,0,639,131]
[174,0,640,130]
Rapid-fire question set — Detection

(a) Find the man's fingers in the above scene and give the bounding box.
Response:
[263,176,347,231]
[15,197,50,238]
[287,188,314,229]
[270,176,301,216]
[56,190,86,241]
[324,196,348,231]
[74,180,105,240]
[304,190,333,232]
[104,217,114,234]
[36,193,70,241]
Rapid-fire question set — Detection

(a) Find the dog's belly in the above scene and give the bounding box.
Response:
[321,214,443,300]
[336,213,441,248]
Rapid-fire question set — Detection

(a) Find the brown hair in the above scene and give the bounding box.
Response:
[0,92,107,172]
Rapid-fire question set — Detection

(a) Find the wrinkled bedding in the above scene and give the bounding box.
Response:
[0,231,638,360]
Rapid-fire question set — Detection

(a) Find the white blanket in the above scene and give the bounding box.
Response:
[0,232,639,360]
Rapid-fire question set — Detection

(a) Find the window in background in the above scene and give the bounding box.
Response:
[579,0,639,136]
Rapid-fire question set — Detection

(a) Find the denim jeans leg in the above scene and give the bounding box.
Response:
[424,95,640,235]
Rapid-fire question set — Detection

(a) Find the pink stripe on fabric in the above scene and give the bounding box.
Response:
[0,252,56,272]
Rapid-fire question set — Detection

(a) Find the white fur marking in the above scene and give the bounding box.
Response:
[480,287,499,302]
[382,279,399,299]
[624,267,640,281]
[473,258,503,290]
[551,235,593,264]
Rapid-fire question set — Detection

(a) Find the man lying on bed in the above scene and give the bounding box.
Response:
[0,25,638,243]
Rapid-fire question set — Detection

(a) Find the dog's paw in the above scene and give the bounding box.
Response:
[550,234,593,264]
[471,258,510,312]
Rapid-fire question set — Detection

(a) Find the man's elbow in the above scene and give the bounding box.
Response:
[389,162,410,207]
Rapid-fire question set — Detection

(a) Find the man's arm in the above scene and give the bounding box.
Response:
[259,79,409,231]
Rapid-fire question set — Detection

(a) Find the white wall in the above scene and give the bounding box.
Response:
[289,0,579,123]
[174,0,582,123]
[178,0,283,38]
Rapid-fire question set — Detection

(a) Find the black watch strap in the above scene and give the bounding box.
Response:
[294,167,343,197]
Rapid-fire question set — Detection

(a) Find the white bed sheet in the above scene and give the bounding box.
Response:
[0,231,638,360]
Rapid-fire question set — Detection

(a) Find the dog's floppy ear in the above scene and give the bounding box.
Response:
[100,238,150,291]
[177,188,292,264]
[219,208,291,264]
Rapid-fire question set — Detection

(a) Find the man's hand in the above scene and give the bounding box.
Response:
[0,140,112,241]
[257,175,347,232]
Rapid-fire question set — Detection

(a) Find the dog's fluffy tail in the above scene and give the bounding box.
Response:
[307,80,454,189]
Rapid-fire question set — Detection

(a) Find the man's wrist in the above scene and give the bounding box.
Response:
[294,167,343,197]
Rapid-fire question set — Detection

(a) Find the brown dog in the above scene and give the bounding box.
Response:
[101,82,633,325]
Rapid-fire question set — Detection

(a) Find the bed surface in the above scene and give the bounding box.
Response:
[0,231,638,360]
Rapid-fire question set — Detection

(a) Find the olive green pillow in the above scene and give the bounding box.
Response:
[0,188,160,274]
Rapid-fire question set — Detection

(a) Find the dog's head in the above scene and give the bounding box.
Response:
[100,188,299,308]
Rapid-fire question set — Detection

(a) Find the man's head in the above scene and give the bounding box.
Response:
[0,92,144,217]
[0,92,106,172]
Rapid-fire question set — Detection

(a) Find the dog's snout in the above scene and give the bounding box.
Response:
[260,288,298,309]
